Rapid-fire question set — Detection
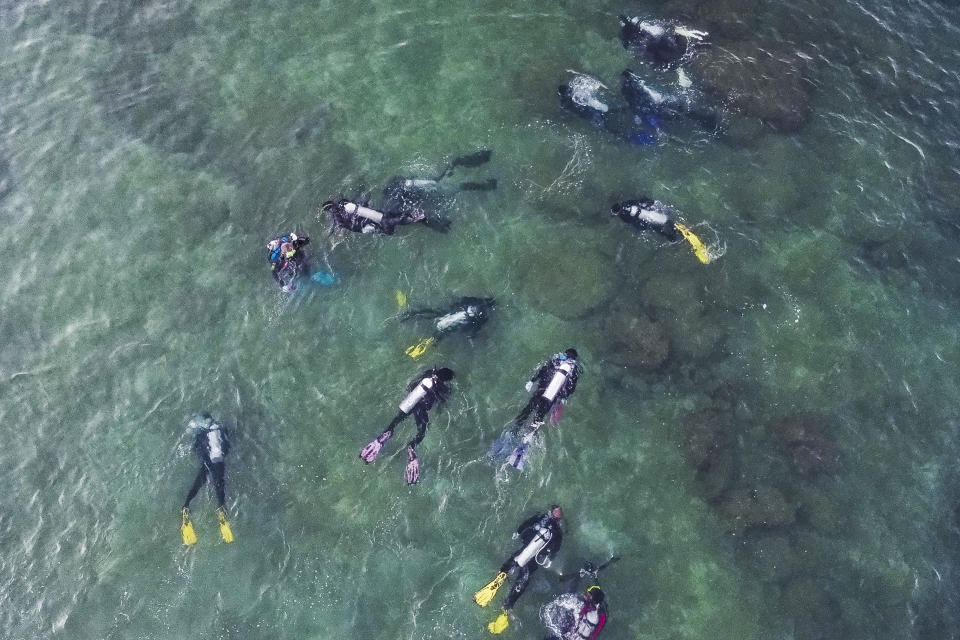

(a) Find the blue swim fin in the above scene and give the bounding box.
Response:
[311,270,338,285]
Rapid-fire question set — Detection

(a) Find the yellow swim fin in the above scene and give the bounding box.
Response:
[675,222,712,264]
[474,572,507,607]
[181,508,198,546]
[217,508,235,544]
[488,611,510,634]
[395,290,408,309]
[405,337,435,359]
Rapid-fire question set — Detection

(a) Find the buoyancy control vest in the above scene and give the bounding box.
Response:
[574,605,603,639]
[514,521,553,568]
[399,376,435,414]
[542,360,576,402]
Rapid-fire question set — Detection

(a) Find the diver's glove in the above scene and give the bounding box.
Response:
[579,562,599,579]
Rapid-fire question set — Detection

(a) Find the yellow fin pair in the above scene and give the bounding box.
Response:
[674,223,712,264]
[180,507,234,545]
[474,571,507,607]
[405,337,435,359]
[488,611,509,634]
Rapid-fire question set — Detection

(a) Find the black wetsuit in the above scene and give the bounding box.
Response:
[515,355,581,428]
[499,512,564,610]
[610,199,680,241]
[183,424,230,509]
[619,17,695,69]
[323,199,422,235]
[377,368,452,454]
[402,296,495,341]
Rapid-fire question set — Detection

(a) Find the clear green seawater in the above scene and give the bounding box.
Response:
[1,1,959,639]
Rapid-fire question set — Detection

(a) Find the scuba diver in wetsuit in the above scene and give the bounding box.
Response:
[540,558,616,640]
[515,349,581,429]
[266,232,310,291]
[610,198,680,240]
[179,413,234,545]
[542,585,607,640]
[322,198,425,235]
[382,149,497,233]
[474,506,565,634]
[324,150,496,236]
[618,16,707,69]
[401,296,496,358]
[359,367,455,484]
[610,198,713,263]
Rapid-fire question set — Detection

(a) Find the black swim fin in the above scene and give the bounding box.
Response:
[451,149,492,168]
[458,179,497,192]
[436,149,493,180]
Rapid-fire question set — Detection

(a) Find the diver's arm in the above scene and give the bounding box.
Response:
[516,513,543,538]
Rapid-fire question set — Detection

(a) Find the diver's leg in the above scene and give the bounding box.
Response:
[210,461,227,508]
[384,411,407,436]
[514,396,540,426]
[532,398,551,425]
[183,466,208,508]
[503,564,534,610]
[407,407,429,450]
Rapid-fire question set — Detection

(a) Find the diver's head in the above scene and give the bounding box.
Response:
[436,367,455,382]
[550,505,564,520]
[281,242,295,258]
[564,348,579,360]
[585,586,605,604]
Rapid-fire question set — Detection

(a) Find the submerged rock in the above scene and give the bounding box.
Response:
[516,236,615,319]
[693,0,765,41]
[690,41,812,133]
[716,485,796,534]
[599,305,670,371]
[738,531,798,583]
[683,409,735,500]
[767,414,840,476]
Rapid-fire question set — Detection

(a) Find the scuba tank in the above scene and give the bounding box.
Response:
[629,204,670,227]
[398,376,435,414]
[206,426,226,463]
[435,310,469,333]
[343,201,385,224]
[542,361,576,402]
[514,521,553,568]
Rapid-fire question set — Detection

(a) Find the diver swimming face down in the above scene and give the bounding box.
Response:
[618,16,707,69]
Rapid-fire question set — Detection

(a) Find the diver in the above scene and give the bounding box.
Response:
[180,413,234,545]
[610,198,713,263]
[382,149,497,233]
[619,15,707,69]
[322,198,425,236]
[558,74,660,146]
[610,198,680,240]
[359,367,455,484]
[621,69,721,132]
[542,586,607,640]
[474,506,566,634]
[401,296,496,358]
[266,232,310,291]
[515,349,581,429]
[558,74,616,130]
